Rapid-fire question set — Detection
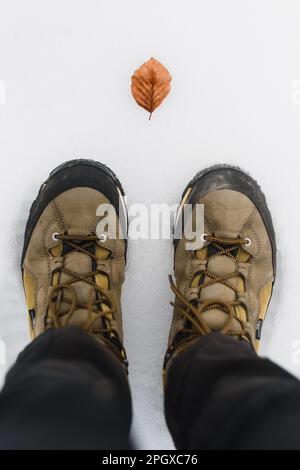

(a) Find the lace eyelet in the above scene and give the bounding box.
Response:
[200,233,208,242]
[98,234,107,243]
[244,237,251,247]
[52,232,60,242]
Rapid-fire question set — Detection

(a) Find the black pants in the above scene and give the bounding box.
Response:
[0,328,300,449]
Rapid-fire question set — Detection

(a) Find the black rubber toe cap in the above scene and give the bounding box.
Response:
[21,159,126,266]
[179,164,276,274]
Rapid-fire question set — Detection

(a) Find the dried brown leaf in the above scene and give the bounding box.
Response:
[131,57,172,120]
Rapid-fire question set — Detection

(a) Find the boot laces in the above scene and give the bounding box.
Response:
[169,235,252,349]
[45,233,128,369]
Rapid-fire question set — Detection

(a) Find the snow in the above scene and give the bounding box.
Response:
[0,0,300,449]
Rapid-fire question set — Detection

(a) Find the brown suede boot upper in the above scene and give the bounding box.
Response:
[165,168,275,372]
[22,169,128,370]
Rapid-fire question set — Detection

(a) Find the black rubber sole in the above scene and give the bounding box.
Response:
[21,159,127,267]
[174,164,277,275]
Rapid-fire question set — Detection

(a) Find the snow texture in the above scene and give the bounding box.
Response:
[0,0,299,449]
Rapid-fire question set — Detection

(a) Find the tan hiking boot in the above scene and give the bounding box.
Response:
[164,165,276,374]
[21,159,128,370]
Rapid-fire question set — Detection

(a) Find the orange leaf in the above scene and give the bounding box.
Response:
[131,57,172,120]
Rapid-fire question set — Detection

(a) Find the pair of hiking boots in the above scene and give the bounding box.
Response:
[21,160,276,377]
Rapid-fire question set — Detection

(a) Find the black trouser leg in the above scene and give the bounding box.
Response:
[165,333,300,449]
[0,327,132,449]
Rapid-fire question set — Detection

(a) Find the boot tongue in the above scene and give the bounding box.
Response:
[58,251,95,326]
[198,255,241,332]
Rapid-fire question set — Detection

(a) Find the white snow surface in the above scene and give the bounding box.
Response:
[0,0,300,449]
